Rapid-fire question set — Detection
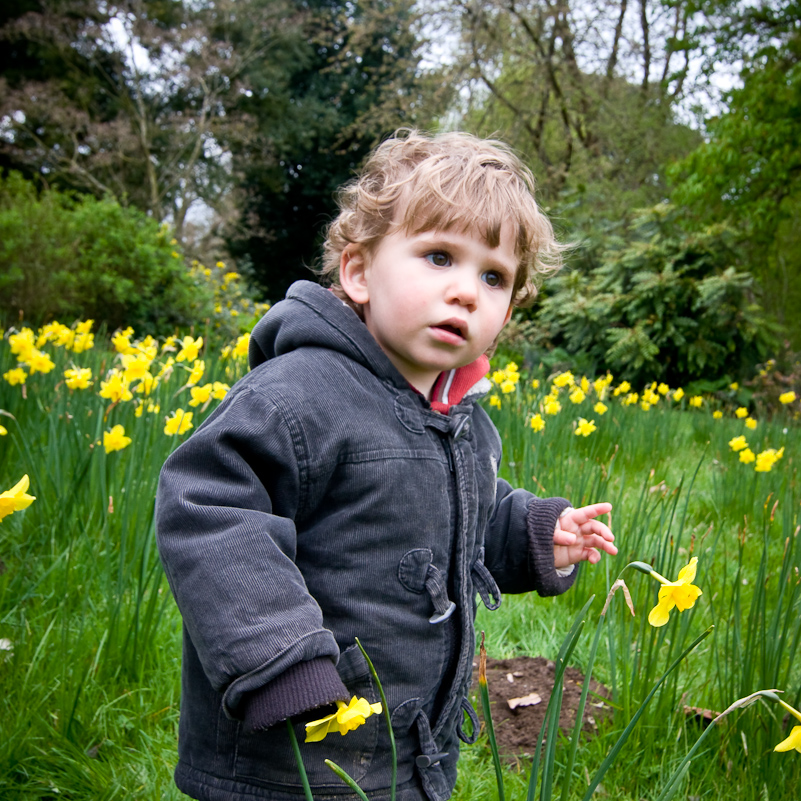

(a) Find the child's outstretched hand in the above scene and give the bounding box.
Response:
[553,502,616,569]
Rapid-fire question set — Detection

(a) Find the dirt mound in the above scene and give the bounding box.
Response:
[476,656,612,759]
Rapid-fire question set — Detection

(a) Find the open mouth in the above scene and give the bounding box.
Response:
[431,321,467,340]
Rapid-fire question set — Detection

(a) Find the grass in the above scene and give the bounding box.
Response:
[0,332,799,799]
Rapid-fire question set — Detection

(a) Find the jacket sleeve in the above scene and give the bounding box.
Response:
[156,381,346,721]
[483,478,578,597]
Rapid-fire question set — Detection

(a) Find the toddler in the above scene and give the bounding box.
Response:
[156,129,617,801]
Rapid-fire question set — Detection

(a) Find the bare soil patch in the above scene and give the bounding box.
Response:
[475,656,612,759]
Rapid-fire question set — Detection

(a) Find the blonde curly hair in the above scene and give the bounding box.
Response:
[320,129,563,308]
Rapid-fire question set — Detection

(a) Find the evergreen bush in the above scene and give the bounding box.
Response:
[524,204,782,386]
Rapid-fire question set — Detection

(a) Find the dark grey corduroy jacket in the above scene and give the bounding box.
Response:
[155,281,575,801]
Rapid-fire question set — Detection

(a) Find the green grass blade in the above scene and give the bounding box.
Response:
[478,632,505,801]
[580,626,714,801]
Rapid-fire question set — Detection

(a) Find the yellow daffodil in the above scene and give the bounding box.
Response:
[575,418,597,437]
[231,333,250,359]
[112,327,135,354]
[530,413,545,432]
[64,367,93,390]
[0,425,6,436]
[779,391,796,404]
[489,395,501,409]
[593,401,608,415]
[500,379,516,394]
[735,406,748,419]
[135,372,157,396]
[531,379,540,390]
[755,447,784,473]
[569,387,586,404]
[176,336,203,363]
[211,381,230,400]
[739,448,755,464]
[689,395,703,408]
[641,401,651,411]
[9,328,35,361]
[187,359,205,386]
[745,417,757,430]
[0,475,36,522]
[121,354,152,382]
[544,398,561,415]
[729,435,748,452]
[26,349,55,374]
[613,380,631,397]
[189,384,213,407]
[774,699,801,754]
[713,410,723,419]
[729,382,739,390]
[624,392,639,406]
[304,696,382,743]
[99,370,133,403]
[103,424,132,454]
[647,557,703,627]
[4,367,27,385]
[657,382,669,395]
[72,331,95,353]
[673,387,684,401]
[164,409,194,436]
[223,271,240,283]
[553,371,574,388]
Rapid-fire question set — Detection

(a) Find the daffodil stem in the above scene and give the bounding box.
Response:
[654,689,783,801]
[355,637,396,801]
[478,633,505,801]
[287,719,314,801]
[324,760,371,801]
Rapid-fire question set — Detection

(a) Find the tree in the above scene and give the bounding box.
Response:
[228,0,439,301]
[668,1,801,344]
[0,0,307,239]
[433,0,704,210]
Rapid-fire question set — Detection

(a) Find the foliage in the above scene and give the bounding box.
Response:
[0,171,212,332]
[228,0,439,300]
[521,204,782,386]
[667,2,801,345]
[0,0,310,239]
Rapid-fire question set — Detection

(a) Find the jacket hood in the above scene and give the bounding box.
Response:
[249,281,411,391]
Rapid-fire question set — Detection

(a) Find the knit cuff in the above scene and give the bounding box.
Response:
[242,657,349,733]
[526,495,578,597]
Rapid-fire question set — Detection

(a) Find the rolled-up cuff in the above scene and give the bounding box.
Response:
[242,657,349,732]
[526,495,578,596]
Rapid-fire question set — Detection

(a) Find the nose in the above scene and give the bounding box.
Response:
[446,270,478,310]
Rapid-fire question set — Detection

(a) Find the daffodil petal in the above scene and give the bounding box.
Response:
[648,601,672,627]
[304,711,338,743]
[774,725,801,753]
[677,556,698,584]
[673,584,702,611]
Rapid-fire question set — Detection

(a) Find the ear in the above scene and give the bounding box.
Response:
[339,245,370,305]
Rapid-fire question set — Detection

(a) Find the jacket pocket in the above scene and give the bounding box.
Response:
[233,643,380,790]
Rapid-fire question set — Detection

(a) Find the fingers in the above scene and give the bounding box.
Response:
[566,502,612,525]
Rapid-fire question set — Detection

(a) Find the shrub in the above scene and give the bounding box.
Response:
[0,172,213,332]
[523,204,782,386]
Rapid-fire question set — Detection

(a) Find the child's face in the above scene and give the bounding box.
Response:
[340,222,517,397]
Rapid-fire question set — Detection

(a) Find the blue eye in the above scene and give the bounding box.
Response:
[426,252,451,267]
